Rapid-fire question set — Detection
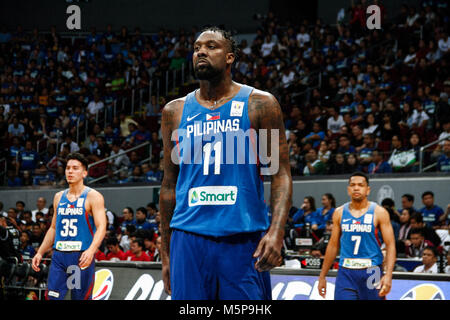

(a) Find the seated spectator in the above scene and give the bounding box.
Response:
[301,122,325,149]
[315,193,336,232]
[413,247,439,274]
[398,208,414,243]
[135,207,153,231]
[126,238,151,261]
[357,133,376,170]
[289,142,303,176]
[105,237,126,261]
[437,139,450,172]
[328,153,347,175]
[18,140,39,173]
[60,134,80,153]
[19,231,35,261]
[29,223,44,249]
[405,228,434,258]
[8,116,25,139]
[33,162,55,186]
[337,133,356,156]
[345,153,361,173]
[409,212,441,247]
[31,197,48,222]
[120,224,135,253]
[327,106,345,136]
[368,149,392,174]
[120,207,136,233]
[362,112,379,136]
[317,140,331,165]
[419,191,444,229]
[153,236,161,262]
[303,148,326,175]
[87,93,105,117]
[109,141,130,169]
[292,196,320,239]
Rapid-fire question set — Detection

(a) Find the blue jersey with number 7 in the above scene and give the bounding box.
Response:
[339,202,383,268]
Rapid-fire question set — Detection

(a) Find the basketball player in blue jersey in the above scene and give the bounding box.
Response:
[318,172,396,300]
[159,27,292,300]
[31,153,107,300]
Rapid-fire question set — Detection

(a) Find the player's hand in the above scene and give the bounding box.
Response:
[318,276,327,298]
[32,252,42,272]
[378,275,392,297]
[79,249,95,269]
[253,232,283,272]
[162,259,171,295]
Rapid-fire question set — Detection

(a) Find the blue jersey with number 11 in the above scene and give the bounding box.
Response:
[170,85,269,237]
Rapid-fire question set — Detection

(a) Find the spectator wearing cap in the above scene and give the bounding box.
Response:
[418,191,444,229]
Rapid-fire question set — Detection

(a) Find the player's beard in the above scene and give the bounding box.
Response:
[194,62,222,81]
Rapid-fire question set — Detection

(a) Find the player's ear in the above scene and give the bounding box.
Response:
[366,185,371,196]
[226,52,235,65]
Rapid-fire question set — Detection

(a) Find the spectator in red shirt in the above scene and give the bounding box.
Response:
[106,237,126,261]
[95,249,107,261]
[127,238,151,261]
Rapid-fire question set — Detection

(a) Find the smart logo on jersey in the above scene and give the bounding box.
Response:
[188,186,237,206]
[93,269,114,300]
[400,284,445,300]
[190,191,199,204]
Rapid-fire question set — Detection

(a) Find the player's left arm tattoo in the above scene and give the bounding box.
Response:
[249,93,293,236]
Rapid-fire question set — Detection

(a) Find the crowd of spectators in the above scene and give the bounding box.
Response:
[2,187,449,274]
[284,190,450,273]
[0,1,449,187]
[0,199,162,265]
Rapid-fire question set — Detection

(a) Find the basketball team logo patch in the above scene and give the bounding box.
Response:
[230,101,244,117]
[93,269,114,300]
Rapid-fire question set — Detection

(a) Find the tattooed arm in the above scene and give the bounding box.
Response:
[249,90,293,272]
[159,98,183,294]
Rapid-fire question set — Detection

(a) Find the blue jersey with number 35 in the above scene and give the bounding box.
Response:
[339,202,383,268]
[170,85,269,237]
[54,187,95,251]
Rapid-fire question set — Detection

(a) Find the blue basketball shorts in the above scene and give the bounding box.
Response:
[46,250,96,300]
[170,229,272,300]
[334,265,385,300]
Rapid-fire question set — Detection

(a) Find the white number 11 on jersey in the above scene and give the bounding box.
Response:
[203,141,222,175]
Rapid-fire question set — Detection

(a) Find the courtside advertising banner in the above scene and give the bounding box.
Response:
[93,262,450,300]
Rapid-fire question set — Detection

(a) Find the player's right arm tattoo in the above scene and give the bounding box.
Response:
[159,101,180,263]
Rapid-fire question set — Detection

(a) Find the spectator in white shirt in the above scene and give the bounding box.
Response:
[438,31,449,55]
[413,247,439,274]
[296,25,310,48]
[87,93,105,116]
[261,35,275,57]
[31,197,48,222]
[109,142,131,171]
[60,135,80,153]
[409,99,429,130]
[327,106,346,135]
